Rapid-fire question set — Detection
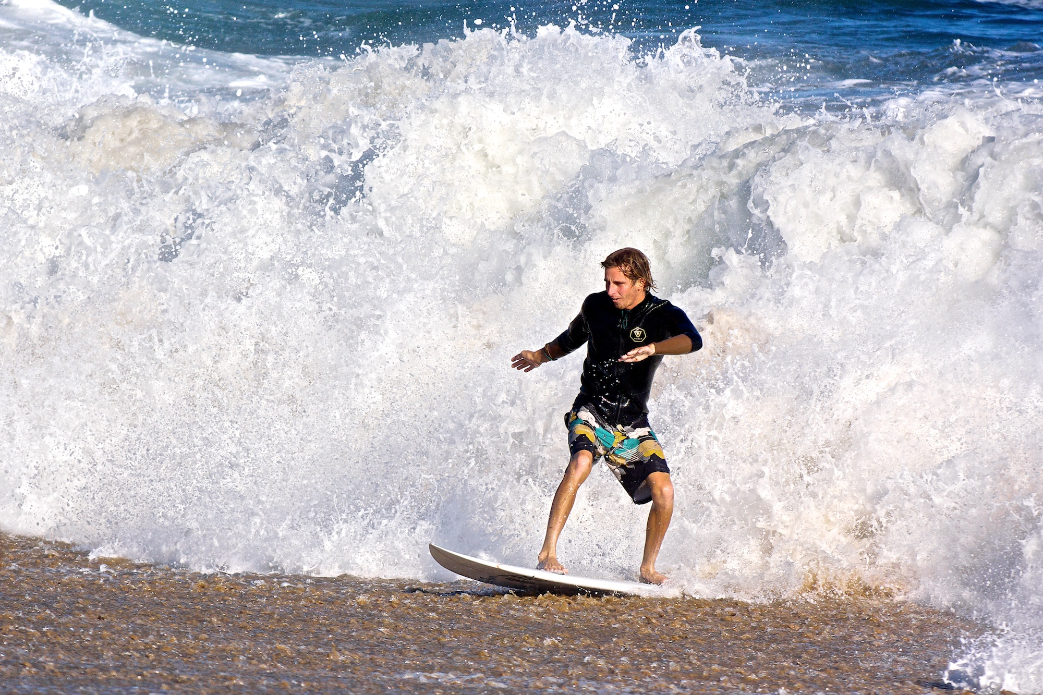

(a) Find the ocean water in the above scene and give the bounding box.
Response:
[2,0,1042,690]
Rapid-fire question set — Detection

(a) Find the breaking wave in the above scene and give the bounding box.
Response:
[2,0,1042,689]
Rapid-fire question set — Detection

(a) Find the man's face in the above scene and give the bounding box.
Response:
[604,266,645,310]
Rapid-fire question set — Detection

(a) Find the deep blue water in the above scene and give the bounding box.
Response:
[59,0,1043,105]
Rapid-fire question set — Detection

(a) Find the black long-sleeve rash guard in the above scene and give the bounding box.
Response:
[552,291,702,427]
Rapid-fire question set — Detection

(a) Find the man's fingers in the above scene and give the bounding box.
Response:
[619,347,651,363]
[511,351,539,371]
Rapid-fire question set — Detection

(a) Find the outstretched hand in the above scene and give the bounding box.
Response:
[619,344,656,363]
[511,350,543,372]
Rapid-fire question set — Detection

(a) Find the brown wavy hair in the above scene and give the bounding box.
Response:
[601,248,656,292]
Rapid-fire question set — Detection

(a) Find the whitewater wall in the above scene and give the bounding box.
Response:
[1,0,1042,689]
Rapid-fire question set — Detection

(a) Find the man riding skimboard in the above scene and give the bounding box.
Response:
[511,248,702,584]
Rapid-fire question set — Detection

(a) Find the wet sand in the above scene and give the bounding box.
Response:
[0,533,986,693]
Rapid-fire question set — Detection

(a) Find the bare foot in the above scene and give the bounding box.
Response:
[640,568,668,585]
[537,554,568,575]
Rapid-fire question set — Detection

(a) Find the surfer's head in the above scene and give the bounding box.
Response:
[603,248,655,289]
[602,248,654,310]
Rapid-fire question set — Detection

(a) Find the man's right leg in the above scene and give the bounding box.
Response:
[537,449,594,574]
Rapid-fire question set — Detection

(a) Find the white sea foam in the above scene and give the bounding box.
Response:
[2,1,1043,688]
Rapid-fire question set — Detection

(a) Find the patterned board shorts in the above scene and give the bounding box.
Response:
[565,407,670,505]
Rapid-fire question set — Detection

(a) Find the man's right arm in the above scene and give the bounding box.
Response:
[510,340,566,372]
[511,303,590,373]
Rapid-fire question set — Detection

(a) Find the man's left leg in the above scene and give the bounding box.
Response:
[639,472,674,584]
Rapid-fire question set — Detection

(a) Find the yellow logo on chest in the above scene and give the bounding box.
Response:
[629,327,647,343]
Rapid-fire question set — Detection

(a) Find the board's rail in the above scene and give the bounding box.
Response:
[429,543,661,597]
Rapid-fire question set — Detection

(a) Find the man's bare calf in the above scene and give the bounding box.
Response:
[536,450,593,574]
[639,471,674,584]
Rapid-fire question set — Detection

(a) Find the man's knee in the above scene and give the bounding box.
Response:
[646,473,673,507]
[566,450,594,479]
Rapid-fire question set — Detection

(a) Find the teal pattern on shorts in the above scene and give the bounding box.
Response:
[565,407,669,504]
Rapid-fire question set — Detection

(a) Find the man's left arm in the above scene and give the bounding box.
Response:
[619,305,702,363]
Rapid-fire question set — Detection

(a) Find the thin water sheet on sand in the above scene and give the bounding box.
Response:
[0,533,985,694]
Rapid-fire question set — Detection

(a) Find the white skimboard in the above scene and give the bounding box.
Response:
[429,543,658,597]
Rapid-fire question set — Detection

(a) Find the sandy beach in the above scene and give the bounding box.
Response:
[0,533,988,693]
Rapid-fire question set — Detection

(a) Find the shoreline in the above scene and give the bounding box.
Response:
[0,532,984,693]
